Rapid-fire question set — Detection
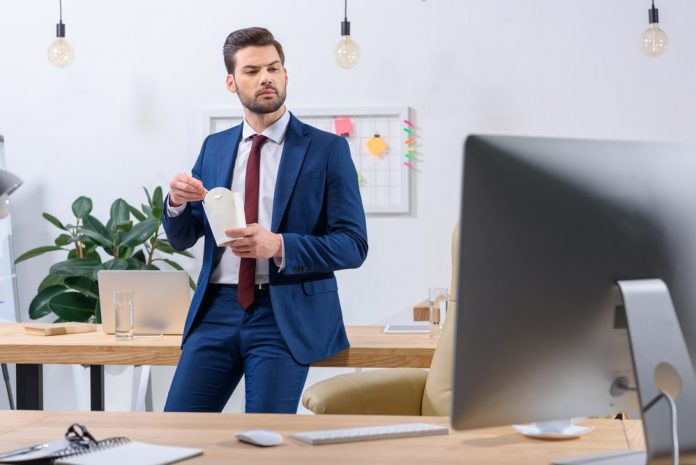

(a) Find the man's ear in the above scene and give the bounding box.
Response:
[226,74,237,93]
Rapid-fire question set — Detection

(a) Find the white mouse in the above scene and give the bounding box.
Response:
[235,429,284,447]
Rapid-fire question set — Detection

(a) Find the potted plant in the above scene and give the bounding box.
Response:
[15,186,194,322]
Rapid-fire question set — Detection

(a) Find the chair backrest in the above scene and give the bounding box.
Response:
[421,223,459,416]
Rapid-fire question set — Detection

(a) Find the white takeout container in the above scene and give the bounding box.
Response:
[203,187,246,246]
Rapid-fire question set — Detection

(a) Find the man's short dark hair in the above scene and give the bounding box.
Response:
[223,27,285,75]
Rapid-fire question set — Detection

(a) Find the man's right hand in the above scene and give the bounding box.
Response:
[168,173,206,207]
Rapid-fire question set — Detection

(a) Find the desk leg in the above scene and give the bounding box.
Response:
[134,365,152,412]
[16,364,42,410]
[90,365,104,411]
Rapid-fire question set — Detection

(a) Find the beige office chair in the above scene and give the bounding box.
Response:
[302,224,459,416]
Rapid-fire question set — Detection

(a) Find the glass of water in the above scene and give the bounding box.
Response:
[428,288,448,338]
[114,290,134,341]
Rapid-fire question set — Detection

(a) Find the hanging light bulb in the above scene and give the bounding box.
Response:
[640,0,668,58]
[48,0,74,68]
[334,0,360,69]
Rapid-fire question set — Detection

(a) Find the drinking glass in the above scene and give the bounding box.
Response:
[114,290,134,341]
[428,288,448,338]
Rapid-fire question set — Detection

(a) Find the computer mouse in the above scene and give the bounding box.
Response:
[235,429,284,447]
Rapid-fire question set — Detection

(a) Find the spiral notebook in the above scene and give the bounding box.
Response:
[0,424,202,465]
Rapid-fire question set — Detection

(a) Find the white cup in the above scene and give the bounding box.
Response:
[533,418,576,433]
[114,290,134,341]
[428,288,448,338]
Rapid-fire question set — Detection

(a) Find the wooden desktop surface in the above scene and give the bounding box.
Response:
[0,323,436,368]
[0,411,644,465]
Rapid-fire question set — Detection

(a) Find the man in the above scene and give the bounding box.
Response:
[162,27,368,413]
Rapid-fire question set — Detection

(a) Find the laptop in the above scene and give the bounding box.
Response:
[97,270,191,335]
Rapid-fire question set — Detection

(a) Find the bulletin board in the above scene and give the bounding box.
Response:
[203,106,412,214]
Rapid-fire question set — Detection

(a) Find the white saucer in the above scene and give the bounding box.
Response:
[512,423,595,440]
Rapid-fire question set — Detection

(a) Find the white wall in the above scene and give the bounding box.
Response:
[1,0,695,411]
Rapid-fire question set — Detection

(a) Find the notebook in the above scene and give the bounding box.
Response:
[0,425,202,465]
[97,270,190,335]
[59,441,202,465]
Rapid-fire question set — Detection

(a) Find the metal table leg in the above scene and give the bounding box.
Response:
[16,364,42,410]
[90,365,104,411]
[1,363,14,409]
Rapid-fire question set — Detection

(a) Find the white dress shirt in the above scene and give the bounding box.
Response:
[167,110,290,284]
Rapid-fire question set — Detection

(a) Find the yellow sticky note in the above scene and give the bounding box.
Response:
[366,134,388,156]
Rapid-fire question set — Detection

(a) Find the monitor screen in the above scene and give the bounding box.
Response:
[451,135,696,431]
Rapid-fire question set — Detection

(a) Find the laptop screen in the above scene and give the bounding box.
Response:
[97,270,191,335]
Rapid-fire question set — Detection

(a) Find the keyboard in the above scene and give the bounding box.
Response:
[290,422,449,445]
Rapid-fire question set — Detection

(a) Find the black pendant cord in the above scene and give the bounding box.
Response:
[648,0,659,24]
[340,0,351,36]
[56,0,66,37]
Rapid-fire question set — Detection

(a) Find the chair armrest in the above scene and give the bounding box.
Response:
[302,368,428,415]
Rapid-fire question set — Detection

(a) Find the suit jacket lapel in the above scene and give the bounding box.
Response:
[215,124,243,189]
[272,114,310,232]
[210,124,242,266]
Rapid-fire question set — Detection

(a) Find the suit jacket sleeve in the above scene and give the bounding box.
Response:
[161,136,208,252]
[281,136,368,274]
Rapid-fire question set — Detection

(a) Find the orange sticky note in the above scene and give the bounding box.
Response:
[334,117,353,137]
[366,134,389,156]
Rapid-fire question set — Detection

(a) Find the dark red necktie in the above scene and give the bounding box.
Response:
[238,134,269,309]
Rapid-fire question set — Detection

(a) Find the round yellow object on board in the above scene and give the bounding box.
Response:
[366,134,388,157]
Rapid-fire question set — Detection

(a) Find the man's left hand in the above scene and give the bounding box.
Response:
[224,224,282,259]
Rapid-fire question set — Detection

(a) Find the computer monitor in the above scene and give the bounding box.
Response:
[451,135,696,464]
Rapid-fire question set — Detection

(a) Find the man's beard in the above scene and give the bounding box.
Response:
[237,86,287,115]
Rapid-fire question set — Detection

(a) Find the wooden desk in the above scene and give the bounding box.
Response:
[0,412,644,465]
[0,323,437,410]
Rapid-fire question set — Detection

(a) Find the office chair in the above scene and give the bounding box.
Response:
[302,224,459,416]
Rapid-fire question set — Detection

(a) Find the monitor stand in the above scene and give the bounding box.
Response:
[555,279,696,465]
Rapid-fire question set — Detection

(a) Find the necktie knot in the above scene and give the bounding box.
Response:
[250,134,269,151]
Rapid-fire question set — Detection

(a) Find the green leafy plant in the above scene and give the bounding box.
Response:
[15,187,194,323]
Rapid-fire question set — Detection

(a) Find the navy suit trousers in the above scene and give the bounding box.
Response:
[164,285,310,413]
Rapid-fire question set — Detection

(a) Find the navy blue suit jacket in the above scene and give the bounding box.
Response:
[162,113,368,364]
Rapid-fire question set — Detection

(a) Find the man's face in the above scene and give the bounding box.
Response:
[226,45,287,115]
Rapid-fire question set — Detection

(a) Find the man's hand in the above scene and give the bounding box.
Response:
[224,224,282,259]
[168,173,206,207]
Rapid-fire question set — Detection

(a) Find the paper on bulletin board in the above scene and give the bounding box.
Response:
[334,117,353,137]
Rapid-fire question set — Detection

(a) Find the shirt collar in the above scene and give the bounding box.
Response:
[242,110,290,144]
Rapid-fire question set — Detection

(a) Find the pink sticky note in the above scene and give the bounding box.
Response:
[334,117,353,137]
